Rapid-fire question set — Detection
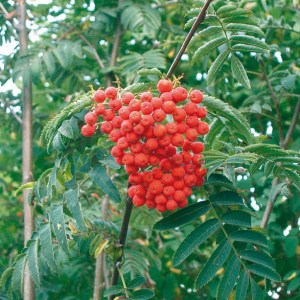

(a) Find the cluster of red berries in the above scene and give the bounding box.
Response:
[81,79,209,212]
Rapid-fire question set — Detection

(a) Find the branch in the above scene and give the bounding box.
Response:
[0,100,23,124]
[282,98,300,149]
[260,178,278,228]
[165,0,213,79]
[0,2,18,30]
[109,190,133,300]
[260,60,284,145]
[107,0,123,86]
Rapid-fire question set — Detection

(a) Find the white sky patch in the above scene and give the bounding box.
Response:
[274,51,283,63]
[196,73,202,81]
[283,225,292,236]
[181,54,189,61]
[250,196,260,211]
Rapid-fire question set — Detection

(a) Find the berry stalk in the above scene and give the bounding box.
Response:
[166,0,214,79]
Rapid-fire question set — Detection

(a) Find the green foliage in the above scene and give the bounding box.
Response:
[187,1,269,87]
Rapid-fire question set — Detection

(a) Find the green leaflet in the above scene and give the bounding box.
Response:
[27,239,40,285]
[217,255,241,300]
[192,36,227,63]
[240,249,276,270]
[195,239,231,289]
[12,254,26,297]
[230,230,268,248]
[39,223,57,271]
[103,285,123,297]
[225,23,265,36]
[129,289,155,299]
[250,278,265,300]
[231,55,251,89]
[207,50,230,85]
[64,188,87,232]
[154,201,210,230]
[235,269,249,300]
[0,267,14,290]
[127,276,146,289]
[210,191,244,206]
[221,210,252,227]
[49,204,69,254]
[89,164,121,202]
[173,218,220,267]
[247,264,281,282]
[230,35,269,50]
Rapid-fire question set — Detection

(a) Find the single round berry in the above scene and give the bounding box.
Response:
[186,128,198,141]
[81,124,96,136]
[157,79,173,93]
[197,107,207,118]
[191,142,204,154]
[105,87,118,99]
[160,92,173,102]
[100,122,113,134]
[197,122,210,135]
[172,87,188,103]
[173,108,187,122]
[189,90,204,103]
[94,103,106,116]
[141,102,153,115]
[84,112,98,125]
[166,200,178,211]
[121,92,134,104]
[152,109,166,122]
[140,91,153,102]
[162,101,176,114]
[133,195,145,207]
[94,90,106,103]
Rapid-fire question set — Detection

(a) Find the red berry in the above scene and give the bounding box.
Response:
[122,153,135,165]
[174,190,185,202]
[151,97,163,109]
[94,103,106,116]
[178,199,188,208]
[128,186,136,198]
[100,122,113,134]
[171,154,183,165]
[155,194,167,204]
[166,200,178,211]
[191,142,204,153]
[160,92,173,102]
[197,122,210,135]
[162,101,176,114]
[157,79,173,93]
[140,102,153,115]
[160,159,172,172]
[172,87,188,103]
[129,111,142,124]
[145,138,159,151]
[184,102,198,115]
[166,122,178,134]
[158,135,171,147]
[133,124,145,135]
[186,115,199,128]
[184,174,197,187]
[133,195,145,207]
[126,165,139,175]
[111,116,122,128]
[172,166,185,178]
[129,174,142,185]
[81,124,96,136]
[146,200,156,209]
[162,174,175,185]
[182,151,192,163]
[141,115,154,127]
[84,112,98,125]
[126,132,139,143]
[153,124,167,138]
[182,140,192,151]
[105,87,118,99]
[183,187,192,197]
[140,91,153,102]
[135,153,149,168]
[117,137,129,149]
[121,120,133,132]
[192,154,202,166]
[186,128,198,141]
[195,168,207,177]
[173,180,185,190]
[109,99,122,111]
[94,90,106,103]
[152,109,166,122]
[103,109,115,121]
[157,204,167,212]
[149,155,160,166]
[189,90,204,103]
[152,168,163,179]
[196,106,207,118]
[171,133,184,146]
[121,92,134,104]
[173,108,187,122]
[111,145,124,157]
[149,180,163,195]
[130,142,143,153]
[109,129,122,142]
[176,122,188,134]
[119,107,131,120]
[143,171,154,183]
[163,186,175,197]
[135,184,146,196]
[129,99,141,111]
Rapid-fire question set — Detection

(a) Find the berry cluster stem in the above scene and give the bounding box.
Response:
[109,187,133,299]
[166,0,214,79]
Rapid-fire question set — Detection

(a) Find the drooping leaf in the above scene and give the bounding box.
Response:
[221,210,251,227]
[195,239,232,289]
[250,278,265,300]
[39,223,57,271]
[89,164,121,202]
[247,264,281,282]
[64,188,87,231]
[128,276,146,289]
[11,254,26,297]
[235,269,249,300]
[240,249,276,270]
[217,255,241,300]
[154,201,210,230]
[173,218,220,266]
[231,55,251,89]
[103,285,123,297]
[49,204,69,254]
[207,50,230,85]
[230,230,268,248]
[27,239,41,285]
[210,191,244,206]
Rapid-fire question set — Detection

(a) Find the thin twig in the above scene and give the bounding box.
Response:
[282,98,300,149]
[0,100,23,124]
[260,178,278,228]
[0,2,17,30]
[165,0,213,79]
[107,0,123,86]
[260,60,284,145]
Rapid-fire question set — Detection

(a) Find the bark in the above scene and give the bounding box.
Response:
[16,0,34,299]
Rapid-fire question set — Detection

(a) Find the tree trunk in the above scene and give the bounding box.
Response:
[16,1,34,299]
